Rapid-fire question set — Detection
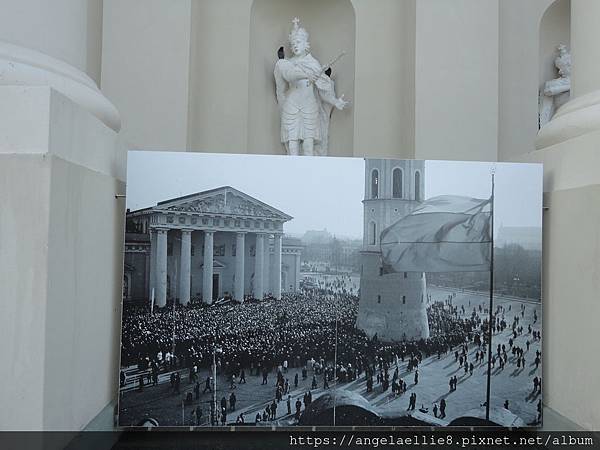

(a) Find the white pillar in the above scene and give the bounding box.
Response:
[234,232,246,302]
[179,229,192,305]
[254,234,265,299]
[571,0,600,98]
[203,231,214,304]
[273,234,283,300]
[295,253,301,292]
[0,1,120,132]
[263,235,271,295]
[149,229,157,301]
[156,228,168,307]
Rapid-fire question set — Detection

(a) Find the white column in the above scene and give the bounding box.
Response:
[273,234,283,300]
[203,231,214,304]
[149,229,157,301]
[571,0,600,98]
[234,232,246,302]
[263,235,271,295]
[295,253,301,292]
[179,229,192,305]
[0,1,120,131]
[156,228,168,307]
[254,234,265,299]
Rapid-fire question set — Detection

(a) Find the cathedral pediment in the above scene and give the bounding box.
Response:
[154,186,292,221]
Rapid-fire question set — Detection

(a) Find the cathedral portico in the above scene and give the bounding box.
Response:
[125,186,301,305]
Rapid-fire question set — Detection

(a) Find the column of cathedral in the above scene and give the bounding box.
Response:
[254,234,265,299]
[149,228,283,305]
[179,229,192,305]
[202,231,215,304]
[234,232,246,302]
[149,229,157,301]
[155,229,168,307]
[272,234,283,299]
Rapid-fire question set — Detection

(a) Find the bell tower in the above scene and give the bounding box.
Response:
[357,159,430,341]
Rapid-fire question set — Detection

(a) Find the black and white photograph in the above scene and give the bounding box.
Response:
[118,152,543,428]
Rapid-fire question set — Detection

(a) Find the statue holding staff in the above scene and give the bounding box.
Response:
[274,18,349,156]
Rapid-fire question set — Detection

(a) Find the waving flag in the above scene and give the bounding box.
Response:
[380,195,492,273]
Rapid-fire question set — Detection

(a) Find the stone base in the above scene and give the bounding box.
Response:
[0,86,125,430]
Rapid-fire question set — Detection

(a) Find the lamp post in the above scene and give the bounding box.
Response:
[212,346,223,426]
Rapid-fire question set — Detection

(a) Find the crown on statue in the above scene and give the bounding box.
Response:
[289,17,309,44]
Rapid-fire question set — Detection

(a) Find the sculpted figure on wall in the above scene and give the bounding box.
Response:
[274,18,349,156]
[539,44,571,128]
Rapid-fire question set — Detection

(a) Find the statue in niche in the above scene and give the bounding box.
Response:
[539,44,571,128]
[274,18,349,156]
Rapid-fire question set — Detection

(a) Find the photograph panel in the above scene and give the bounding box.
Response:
[118,153,542,428]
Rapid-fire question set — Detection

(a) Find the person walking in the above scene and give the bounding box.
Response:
[439,399,446,419]
[203,376,212,393]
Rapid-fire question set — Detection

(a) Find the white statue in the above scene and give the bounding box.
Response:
[539,44,571,128]
[274,18,349,156]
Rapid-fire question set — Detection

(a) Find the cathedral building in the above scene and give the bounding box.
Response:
[124,186,302,305]
[357,159,429,341]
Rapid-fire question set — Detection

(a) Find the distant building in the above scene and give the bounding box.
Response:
[302,229,333,245]
[496,226,542,250]
[357,159,430,341]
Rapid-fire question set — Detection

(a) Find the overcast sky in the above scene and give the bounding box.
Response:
[127,152,542,239]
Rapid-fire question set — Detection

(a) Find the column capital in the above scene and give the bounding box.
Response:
[203,229,215,235]
[181,228,194,234]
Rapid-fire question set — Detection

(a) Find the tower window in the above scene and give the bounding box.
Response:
[402,296,406,304]
[371,169,379,199]
[369,222,377,245]
[415,171,421,201]
[404,272,407,278]
[392,168,403,198]
[377,295,381,304]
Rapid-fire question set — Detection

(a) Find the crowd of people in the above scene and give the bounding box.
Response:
[120,276,541,426]
[120,283,475,385]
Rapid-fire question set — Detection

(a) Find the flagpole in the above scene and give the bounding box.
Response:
[485,171,495,421]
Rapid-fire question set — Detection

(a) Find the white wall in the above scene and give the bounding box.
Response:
[498,0,555,161]
[352,0,415,158]
[415,0,499,162]
[101,0,192,150]
[187,0,253,152]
